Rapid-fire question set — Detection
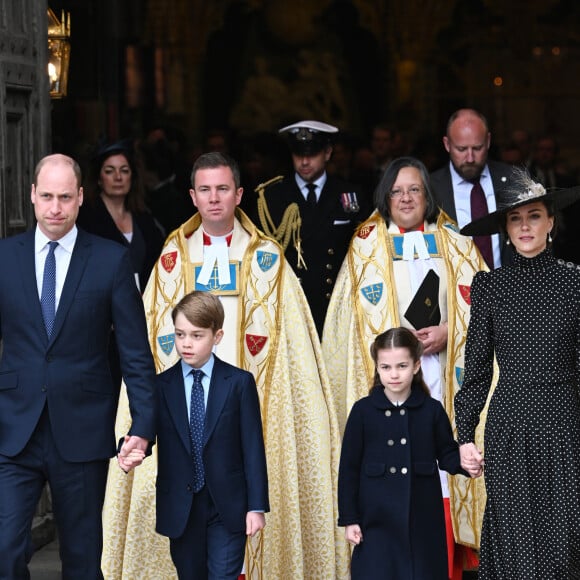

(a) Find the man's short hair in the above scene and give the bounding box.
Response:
[33,154,82,189]
[190,152,241,189]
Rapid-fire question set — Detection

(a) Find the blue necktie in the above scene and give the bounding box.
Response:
[41,241,59,337]
[189,369,205,492]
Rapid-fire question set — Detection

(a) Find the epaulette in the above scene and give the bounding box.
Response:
[254,175,284,195]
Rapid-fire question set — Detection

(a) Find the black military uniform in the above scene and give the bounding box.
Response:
[253,121,371,336]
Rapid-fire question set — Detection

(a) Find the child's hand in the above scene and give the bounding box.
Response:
[117,447,146,473]
[459,442,484,478]
[246,512,266,537]
[345,524,363,546]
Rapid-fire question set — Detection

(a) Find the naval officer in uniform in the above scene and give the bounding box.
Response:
[253,120,371,336]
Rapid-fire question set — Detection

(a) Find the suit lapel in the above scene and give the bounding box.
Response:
[203,357,232,444]
[291,180,307,207]
[317,178,336,214]
[488,162,513,265]
[160,364,192,453]
[440,166,457,221]
[16,231,47,339]
[489,162,509,198]
[49,229,91,345]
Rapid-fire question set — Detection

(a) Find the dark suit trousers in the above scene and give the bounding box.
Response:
[169,486,246,580]
[0,406,109,580]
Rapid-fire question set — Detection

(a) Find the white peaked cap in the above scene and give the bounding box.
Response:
[279,120,339,134]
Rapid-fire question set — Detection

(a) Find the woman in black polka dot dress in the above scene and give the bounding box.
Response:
[455,174,580,579]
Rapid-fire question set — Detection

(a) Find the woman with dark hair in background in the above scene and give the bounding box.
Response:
[78,140,164,386]
[78,140,164,291]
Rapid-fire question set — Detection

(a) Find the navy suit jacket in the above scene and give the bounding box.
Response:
[0,228,156,462]
[430,160,517,266]
[430,160,516,223]
[155,357,269,538]
[251,174,371,335]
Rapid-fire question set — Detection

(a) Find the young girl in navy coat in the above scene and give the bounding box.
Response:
[338,327,470,579]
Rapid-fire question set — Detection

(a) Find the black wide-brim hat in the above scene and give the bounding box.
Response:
[461,174,580,236]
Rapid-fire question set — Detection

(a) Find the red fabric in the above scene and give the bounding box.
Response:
[469,179,494,269]
[398,223,425,233]
[202,232,233,246]
[465,547,480,569]
[443,497,479,580]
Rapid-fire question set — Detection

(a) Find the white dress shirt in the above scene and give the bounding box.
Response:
[35,226,78,311]
[295,172,327,203]
[181,355,215,417]
[449,163,501,269]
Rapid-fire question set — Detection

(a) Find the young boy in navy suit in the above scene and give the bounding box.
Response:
[147,291,268,579]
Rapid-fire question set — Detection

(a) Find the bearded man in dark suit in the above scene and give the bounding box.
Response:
[430,108,517,269]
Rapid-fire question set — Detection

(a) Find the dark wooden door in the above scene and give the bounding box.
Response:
[0,0,51,238]
[0,0,54,550]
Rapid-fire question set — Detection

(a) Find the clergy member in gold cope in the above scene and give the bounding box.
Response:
[322,156,489,580]
[102,152,349,579]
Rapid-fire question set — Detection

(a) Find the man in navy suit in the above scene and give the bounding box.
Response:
[0,154,156,579]
[154,291,268,579]
[430,108,517,269]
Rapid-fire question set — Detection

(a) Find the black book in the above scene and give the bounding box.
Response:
[404,269,441,330]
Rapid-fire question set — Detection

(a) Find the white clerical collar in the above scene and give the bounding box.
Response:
[203,227,233,246]
[196,228,233,286]
[402,230,430,261]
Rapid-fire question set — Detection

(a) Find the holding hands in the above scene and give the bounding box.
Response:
[460,442,484,478]
[117,435,149,472]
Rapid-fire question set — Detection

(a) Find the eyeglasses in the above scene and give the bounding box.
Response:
[389,186,424,199]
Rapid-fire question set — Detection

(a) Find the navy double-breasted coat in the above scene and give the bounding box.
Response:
[338,385,466,579]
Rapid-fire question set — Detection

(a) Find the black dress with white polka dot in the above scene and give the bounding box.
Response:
[455,249,580,579]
